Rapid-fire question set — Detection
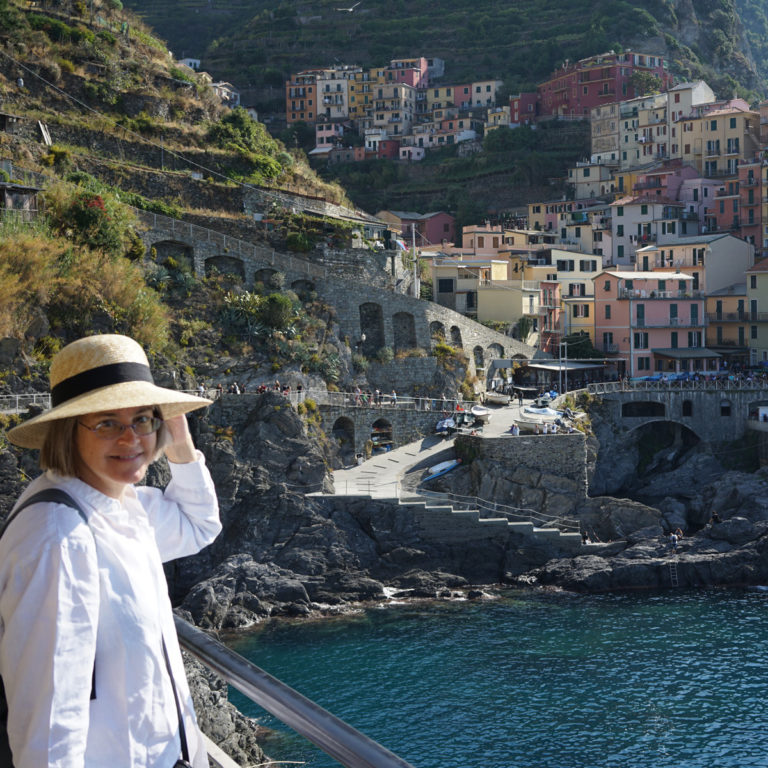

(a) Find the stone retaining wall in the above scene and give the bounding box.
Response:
[456,433,588,497]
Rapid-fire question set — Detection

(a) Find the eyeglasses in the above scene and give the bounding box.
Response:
[78,415,163,439]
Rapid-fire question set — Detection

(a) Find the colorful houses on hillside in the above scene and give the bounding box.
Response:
[279,49,768,378]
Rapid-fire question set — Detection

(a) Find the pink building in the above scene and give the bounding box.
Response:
[539,279,563,356]
[387,58,429,89]
[509,93,537,126]
[594,270,718,377]
[377,139,401,160]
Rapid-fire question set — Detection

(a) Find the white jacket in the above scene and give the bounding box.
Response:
[0,455,221,768]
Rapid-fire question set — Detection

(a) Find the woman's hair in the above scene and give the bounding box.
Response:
[39,408,171,476]
[39,416,79,476]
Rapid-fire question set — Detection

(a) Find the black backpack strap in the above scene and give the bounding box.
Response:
[1,489,88,539]
[0,488,96,728]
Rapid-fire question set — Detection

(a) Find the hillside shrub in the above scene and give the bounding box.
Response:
[260,293,294,330]
[0,232,168,350]
[44,183,136,256]
[97,29,117,46]
[42,145,71,168]
[286,231,312,252]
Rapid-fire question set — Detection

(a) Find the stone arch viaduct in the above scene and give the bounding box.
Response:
[587,381,768,445]
[137,211,543,381]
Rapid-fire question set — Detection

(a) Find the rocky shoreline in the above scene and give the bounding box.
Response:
[4,387,768,765]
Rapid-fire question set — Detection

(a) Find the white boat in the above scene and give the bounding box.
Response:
[484,392,510,405]
[514,405,563,432]
[515,405,585,432]
[428,458,461,475]
[470,404,491,423]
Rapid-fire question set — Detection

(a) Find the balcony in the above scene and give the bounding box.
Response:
[601,343,619,353]
[629,234,656,245]
[634,181,663,191]
[632,318,702,329]
[619,288,703,300]
[706,312,747,323]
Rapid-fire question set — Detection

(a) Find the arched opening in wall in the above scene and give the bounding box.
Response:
[473,346,485,374]
[393,312,416,352]
[254,268,280,289]
[487,342,504,360]
[205,255,245,284]
[371,418,393,453]
[359,303,385,357]
[721,399,732,417]
[622,401,665,418]
[631,420,701,480]
[291,279,316,300]
[332,417,355,463]
[450,325,463,348]
[682,400,693,417]
[430,321,446,343]
[152,240,193,268]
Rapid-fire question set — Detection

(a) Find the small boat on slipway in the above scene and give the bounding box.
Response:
[515,405,565,432]
[426,458,462,478]
[484,391,511,406]
[515,405,586,432]
[470,404,491,423]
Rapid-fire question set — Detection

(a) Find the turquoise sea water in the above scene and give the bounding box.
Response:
[226,589,768,768]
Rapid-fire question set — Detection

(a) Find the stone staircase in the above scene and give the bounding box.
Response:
[395,495,584,552]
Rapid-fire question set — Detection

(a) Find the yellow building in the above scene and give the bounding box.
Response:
[679,104,760,178]
[485,106,510,131]
[431,255,508,318]
[706,283,748,367]
[426,85,457,111]
[746,258,768,366]
[348,67,386,121]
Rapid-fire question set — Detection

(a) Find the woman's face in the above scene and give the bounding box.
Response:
[75,406,158,499]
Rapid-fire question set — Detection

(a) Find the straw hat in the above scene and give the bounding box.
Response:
[7,334,211,450]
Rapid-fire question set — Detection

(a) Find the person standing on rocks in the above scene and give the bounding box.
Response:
[669,531,679,553]
[0,334,221,768]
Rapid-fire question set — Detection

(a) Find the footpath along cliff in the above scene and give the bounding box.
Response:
[6,387,767,633]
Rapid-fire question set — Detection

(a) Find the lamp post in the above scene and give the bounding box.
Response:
[559,341,568,393]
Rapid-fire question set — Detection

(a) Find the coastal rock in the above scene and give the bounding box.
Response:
[530,519,768,591]
[633,452,725,502]
[184,653,268,765]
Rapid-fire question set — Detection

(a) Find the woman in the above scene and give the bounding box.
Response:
[0,334,221,768]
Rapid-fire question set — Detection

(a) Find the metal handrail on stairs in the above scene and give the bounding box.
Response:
[416,488,580,532]
[174,616,416,768]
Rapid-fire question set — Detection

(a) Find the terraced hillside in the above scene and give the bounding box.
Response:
[124,0,766,116]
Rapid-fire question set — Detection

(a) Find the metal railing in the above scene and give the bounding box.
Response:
[588,378,768,395]
[0,393,51,413]
[174,616,416,768]
[416,488,580,532]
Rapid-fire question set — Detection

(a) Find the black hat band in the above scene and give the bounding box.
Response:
[51,362,154,407]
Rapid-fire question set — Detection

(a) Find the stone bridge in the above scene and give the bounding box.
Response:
[587,381,768,445]
[136,211,543,382]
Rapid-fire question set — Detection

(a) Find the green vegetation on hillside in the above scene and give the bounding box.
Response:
[123,0,765,113]
[320,120,591,218]
[0,189,169,351]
